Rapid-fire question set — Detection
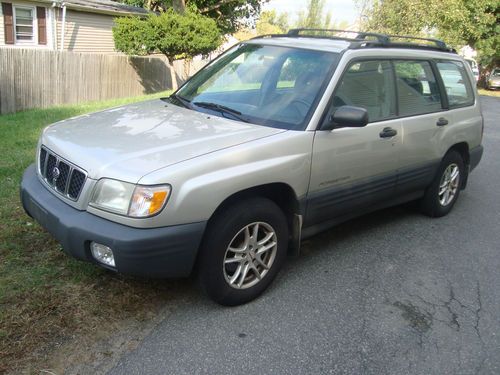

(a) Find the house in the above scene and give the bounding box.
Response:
[0,0,147,53]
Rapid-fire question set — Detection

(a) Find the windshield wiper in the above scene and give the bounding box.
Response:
[193,101,249,123]
[164,93,191,109]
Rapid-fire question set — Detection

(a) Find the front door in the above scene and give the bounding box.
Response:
[306,59,401,227]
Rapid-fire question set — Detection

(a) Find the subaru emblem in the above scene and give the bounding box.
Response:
[52,166,60,182]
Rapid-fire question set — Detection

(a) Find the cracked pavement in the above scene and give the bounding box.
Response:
[99,97,500,375]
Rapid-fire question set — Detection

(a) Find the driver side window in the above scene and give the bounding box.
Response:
[331,60,397,123]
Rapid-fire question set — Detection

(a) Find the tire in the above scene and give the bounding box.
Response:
[198,197,288,306]
[420,150,465,217]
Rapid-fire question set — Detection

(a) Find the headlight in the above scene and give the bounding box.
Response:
[90,179,170,217]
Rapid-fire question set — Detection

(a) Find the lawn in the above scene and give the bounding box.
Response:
[0,92,174,373]
[478,88,500,97]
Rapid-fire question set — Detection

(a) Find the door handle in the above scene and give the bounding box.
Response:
[436,117,449,126]
[379,127,397,138]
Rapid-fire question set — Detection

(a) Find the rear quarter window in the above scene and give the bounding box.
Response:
[436,61,475,108]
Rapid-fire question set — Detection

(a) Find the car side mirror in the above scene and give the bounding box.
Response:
[321,105,369,130]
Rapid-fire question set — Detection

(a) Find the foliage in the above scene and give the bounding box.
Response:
[119,0,266,34]
[113,10,222,62]
[363,0,500,68]
[233,28,256,41]
[296,0,332,29]
[256,10,289,35]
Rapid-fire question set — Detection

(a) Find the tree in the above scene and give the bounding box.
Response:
[113,10,222,88]
[119,0,266,34]
[256,10,289,35]
[296,0,332,29]
[363,0,499,71]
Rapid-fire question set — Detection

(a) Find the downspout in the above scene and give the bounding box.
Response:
[51,2,58,50]
[60,2,66,51]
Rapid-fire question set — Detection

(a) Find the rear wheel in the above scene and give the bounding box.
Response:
[198,197,288,306]
[420,150,464,217]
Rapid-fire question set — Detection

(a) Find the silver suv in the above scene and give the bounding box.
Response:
[21,29,484,305]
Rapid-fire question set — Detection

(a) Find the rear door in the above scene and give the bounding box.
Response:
[306,59,402,227]
[395,59,478,196]
[393,59,448,195]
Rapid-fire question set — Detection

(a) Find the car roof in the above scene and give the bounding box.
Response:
[246,37,350,54]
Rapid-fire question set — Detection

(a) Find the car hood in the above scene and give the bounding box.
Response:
[42,99,285,182]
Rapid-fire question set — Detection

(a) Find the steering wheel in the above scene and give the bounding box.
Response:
[289,98,313,117]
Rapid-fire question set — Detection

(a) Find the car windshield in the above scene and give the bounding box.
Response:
[492,69,500,77]
[175,43,339,130]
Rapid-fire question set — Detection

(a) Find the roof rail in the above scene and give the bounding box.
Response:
[287,28,390,44]
[280,28,454,53]
[385,34,448,49]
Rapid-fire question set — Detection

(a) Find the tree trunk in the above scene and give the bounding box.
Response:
[183,57,192,81]
[172,0,186,13]
[166,57,178,91]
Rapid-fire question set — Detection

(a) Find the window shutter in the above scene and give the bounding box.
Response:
[36,7,47,45]
[1,2,14,44]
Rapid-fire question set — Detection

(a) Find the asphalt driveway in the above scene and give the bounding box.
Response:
[106,96,500,375]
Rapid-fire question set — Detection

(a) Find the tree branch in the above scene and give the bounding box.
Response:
[199,0,241,13]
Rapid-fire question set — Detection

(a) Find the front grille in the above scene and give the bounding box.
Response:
[38,146,87,201]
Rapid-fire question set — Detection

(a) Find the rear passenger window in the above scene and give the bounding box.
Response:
[436,61,474,107]
[394,61,442,116]
[333,60,396,122]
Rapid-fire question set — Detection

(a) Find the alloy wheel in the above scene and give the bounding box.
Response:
[438,163,460,206]
[223,222,277,289]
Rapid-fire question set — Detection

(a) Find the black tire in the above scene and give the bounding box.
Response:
[420,150,465,217]
[198,197,288,306]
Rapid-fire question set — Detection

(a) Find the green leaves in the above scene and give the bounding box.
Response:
[365,0,499,67]
[113,10,223,62]
[118,0,265,34]
[256,10,289,35]
[113,17,150,57]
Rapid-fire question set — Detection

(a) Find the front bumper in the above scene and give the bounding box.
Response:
[488,81,500,89]
[20,164,206,278]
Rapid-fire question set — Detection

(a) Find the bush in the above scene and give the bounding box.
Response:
[113,10,223,63]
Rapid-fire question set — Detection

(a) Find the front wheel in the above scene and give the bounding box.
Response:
[198,197,288,306]
[420,150,464,217]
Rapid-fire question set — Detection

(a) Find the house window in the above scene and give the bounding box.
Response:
[14,6,35,43]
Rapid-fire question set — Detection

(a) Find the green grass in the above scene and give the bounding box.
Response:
[0,91,173,373]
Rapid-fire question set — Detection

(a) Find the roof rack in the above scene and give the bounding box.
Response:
[258,28,455,53]
[287,28,390,44]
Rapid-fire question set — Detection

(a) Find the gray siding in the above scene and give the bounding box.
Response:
[55,9,117,53]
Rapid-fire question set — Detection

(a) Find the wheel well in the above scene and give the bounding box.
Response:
[209,183,301,224]
[447,142,470,188]
[448,142,470,166]
[206,183,302,253]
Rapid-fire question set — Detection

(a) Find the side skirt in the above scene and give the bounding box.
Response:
[301,191,423,240]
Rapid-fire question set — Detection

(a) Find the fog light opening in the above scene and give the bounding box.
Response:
[90,242,115,267]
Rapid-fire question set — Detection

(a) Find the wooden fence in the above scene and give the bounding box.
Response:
[0,49,206,114]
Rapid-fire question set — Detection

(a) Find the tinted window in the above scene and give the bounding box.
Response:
[332,60,396,122]
[436,61,474,107]
[394,61,442,116]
